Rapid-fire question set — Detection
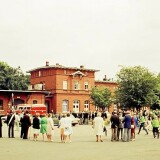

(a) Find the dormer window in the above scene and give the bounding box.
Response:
[70,71,86,78]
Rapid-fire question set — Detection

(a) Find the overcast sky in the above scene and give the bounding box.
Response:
[0,0,160,80]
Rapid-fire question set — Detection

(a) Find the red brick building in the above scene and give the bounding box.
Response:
[0,62,118,114]
[0,90,48,115]
[27,62,118,114]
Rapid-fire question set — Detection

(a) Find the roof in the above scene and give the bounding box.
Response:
[95,80,118,84]
[27,64,99,73]
[0,90,50,94]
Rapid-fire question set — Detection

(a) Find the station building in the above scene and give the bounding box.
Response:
[0,62,118,114]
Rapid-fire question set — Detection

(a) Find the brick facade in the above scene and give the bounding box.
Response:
[0,62,118,115]
[28,62,118,114]
[0,91,47,115]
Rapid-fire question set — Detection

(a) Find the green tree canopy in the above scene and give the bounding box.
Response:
[115,66,159,110]
[0,61,30,90]
[90,86,112,110]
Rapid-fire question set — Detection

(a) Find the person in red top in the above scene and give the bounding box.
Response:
[131,113,136,141]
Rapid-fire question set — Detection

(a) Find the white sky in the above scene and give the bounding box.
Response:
[0,0,160,80]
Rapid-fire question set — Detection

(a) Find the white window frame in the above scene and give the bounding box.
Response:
[84,100,89,111]
[63,80,68,90]
[73,100,80,113]
[62,100,68,112]
[84,82,89,90]
[74,81,80,90]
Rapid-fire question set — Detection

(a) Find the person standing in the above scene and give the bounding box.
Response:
[152,116,159,139]
[46,113,54,142]
[93,112,104,142]
[15,112,20,131]
[7,110,15,138]
[122,111,132,142]
[32,113,40,141]
[21,111,31,139]
[59,114,66,143]
[110,111,119,142]
[117,112,124,141]
[40,114,47,141]
[131,113,136,141]
[64,113,72,143]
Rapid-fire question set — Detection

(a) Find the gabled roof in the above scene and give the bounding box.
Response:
[70,71,86,76]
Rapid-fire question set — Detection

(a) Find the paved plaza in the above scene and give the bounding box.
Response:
[0,124,159,160]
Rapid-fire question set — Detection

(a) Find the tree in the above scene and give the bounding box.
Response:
[0,61,30,90]
[90,86,112,110]
[115,66,159,110]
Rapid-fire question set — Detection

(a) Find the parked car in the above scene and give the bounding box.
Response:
[70,114,80,126]
[52,114,80,126]
[52,116,60,126]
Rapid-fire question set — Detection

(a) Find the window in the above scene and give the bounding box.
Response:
[63,81,68,90]
[73,100,79,113]
[0,100,3,110]
[84,82,89,90]
[39,71,41,77]
[84,100,89,111]
[33,100,37,104]
[62,100,68,112]
[74,81,80,90]
[64,70,67,74]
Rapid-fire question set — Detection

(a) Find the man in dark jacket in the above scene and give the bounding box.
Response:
[21,111,31,139]
[110,111,119,141]
[7,110,15,138]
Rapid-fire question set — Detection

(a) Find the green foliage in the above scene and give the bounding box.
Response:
[0,61,30,90]
[116,66,159,109]
[90,86,112,110]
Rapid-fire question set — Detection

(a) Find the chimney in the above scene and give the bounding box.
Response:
[80,65,84,69]
[103,75,107,81]
[56,63,59,66]
[46,61,49,66]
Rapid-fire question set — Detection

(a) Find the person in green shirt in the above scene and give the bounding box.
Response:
[152,116,159,139]
[138,114,148,135]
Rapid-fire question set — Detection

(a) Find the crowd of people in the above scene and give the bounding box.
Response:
[0,108,160,143]
[108,109,160,142]
[0,110,74,143]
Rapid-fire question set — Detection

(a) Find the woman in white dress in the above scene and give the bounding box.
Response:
[59,114,66,143]
[46,113,54,142]
[93,112,104,142]
[64,113,72,143]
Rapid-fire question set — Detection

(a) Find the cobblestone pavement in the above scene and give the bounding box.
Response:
[0,123,159,160]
